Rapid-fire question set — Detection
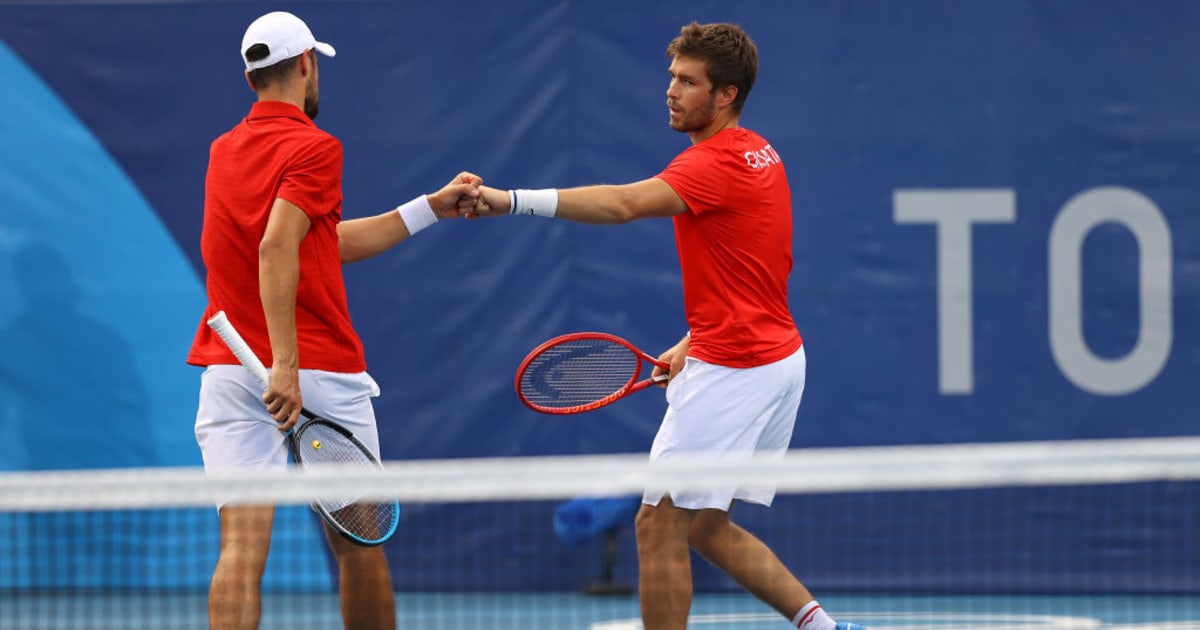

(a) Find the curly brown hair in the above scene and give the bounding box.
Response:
[665,22,758,114]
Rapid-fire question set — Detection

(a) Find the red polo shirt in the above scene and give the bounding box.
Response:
[187,100,366,372]
[656,127,802,368]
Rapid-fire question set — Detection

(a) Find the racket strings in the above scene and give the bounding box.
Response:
[520,339,640,408]
[294,423,398,542]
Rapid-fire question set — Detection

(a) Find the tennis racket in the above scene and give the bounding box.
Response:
[515,332,670,415]
[206,310,399,547]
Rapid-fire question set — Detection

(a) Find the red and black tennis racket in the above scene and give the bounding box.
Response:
[515,332,669,414]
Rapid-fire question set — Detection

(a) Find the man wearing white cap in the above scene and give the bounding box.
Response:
[188,11,479,629]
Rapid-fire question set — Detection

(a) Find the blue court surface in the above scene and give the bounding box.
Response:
[5,592,1199,629]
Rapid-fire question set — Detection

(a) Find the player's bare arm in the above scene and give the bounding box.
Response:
[473,177,688,223]
[259,197,310,430]
[337,172,482,263]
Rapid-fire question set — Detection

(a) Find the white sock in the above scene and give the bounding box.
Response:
[792,600,836,630]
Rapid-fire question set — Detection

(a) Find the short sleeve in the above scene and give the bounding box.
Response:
[278,134,343,220]
[655,145,728,215]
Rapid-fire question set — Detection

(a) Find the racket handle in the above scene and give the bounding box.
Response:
[627,372,671,396]
[207,310,271,393]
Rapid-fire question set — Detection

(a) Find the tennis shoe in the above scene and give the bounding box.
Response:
[835,623,866,630]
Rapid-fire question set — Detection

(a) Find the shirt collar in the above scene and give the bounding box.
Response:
[246,100,316,128]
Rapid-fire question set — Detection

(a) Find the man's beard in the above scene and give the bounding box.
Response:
[668,95,716,133]
[304,81,319,120]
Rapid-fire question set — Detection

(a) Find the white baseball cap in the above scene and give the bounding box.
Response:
[241,11,336,71]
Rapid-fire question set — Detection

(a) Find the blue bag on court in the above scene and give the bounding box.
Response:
[553,496,641,548]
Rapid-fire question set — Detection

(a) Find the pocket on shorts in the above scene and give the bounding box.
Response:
[664,357,696,406]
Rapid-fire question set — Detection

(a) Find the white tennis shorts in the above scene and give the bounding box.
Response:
[643,344,806,511]
[195,365,383,481]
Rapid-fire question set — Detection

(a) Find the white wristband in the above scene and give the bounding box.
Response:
[508,188,558,217]
[396,195,437,235]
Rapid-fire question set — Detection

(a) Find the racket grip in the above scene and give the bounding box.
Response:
[206,310,271,393]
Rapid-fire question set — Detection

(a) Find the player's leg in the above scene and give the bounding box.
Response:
[325,524,396,630]
[638,354,751,629]
[687,510,863,630]
[305,369,394,629]
[680,345,811,617]
[635,496,697,630]
[685,348,862,629]
[208,505,274,630]
[689,508,813,617]
[196,365,292,630]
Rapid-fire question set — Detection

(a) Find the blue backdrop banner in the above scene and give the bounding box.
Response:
[0,0,1196,593]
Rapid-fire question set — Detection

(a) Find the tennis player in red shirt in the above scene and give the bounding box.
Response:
[467,22,864,630]
[187,11,478,630]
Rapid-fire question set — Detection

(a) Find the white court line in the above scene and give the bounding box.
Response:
[592,611,1107,629]
[1108,619,1200,624]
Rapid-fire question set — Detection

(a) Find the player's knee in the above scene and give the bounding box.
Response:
[213,541,271,584]
[635,502,679,551]
[688,510,732,556]
[217,530,272,569]
[636,498,699,552]
[634,504,658,541]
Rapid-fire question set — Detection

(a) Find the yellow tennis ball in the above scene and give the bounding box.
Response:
[312,439,322,450]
